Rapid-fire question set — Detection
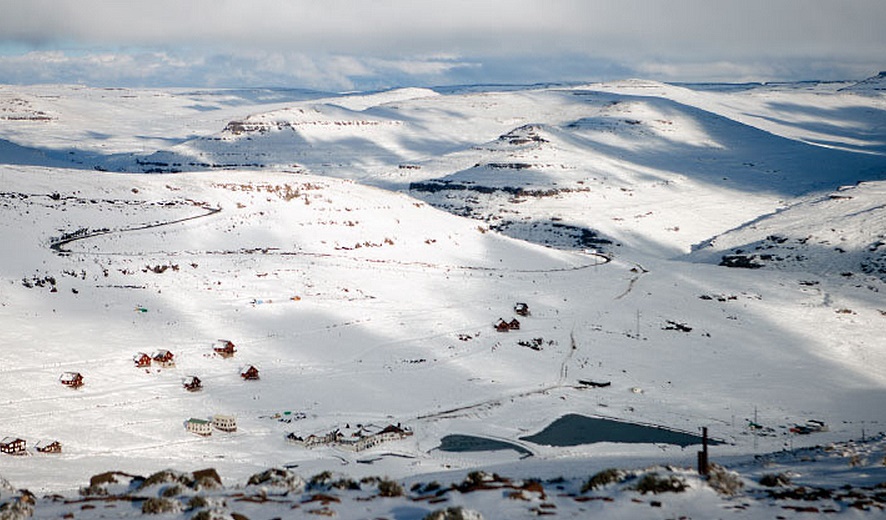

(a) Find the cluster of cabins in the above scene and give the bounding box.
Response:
[185,415,238,437]
[286,423,413,452]
[55,339,259,443]
[494,302,530,332]
[58,340,246,393]
[133,349,175,369]
[1,437,61,456]
[131,340,259,393]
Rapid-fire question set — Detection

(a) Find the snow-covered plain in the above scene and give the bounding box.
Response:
[0,75,885,518]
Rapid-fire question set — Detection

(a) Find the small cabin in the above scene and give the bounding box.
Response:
[213,339,237,358]
[133,352,152,368]
[59,372,84,388]
[183,376,202,392]
[495,319,511,332]
[35,440,62,454]
[186,418,212,437]
[152,350,175,368]
[240,365,260,381]
[514,302,531,317]
[0,437,26,455]
[378,424,413,441]
[212,414,237,432]
[508,318,521,331]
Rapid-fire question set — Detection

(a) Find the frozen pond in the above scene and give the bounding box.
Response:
[436,434,533,457]
[520,414,716,448]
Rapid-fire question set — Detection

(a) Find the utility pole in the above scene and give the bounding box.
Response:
[753,406,758,452]
[697,427,709,476]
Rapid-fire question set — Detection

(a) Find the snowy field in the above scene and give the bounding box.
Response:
[0,75,885,517]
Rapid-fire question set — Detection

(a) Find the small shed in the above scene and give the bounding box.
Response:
[152,350,175,368]
[133,352,152,368]
[508,318,521,331]
[213,339,237,358]
[514,302,531,317]
[240,365,260,381]
[183,376,202,392]
[212,414,237,432]
[59,372,84,388]
[186,418,212,436]
[495,319,511,332]
[0,437,26,455]
[35,440,62,454]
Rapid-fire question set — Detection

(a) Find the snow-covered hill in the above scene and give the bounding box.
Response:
[840,71,886,95]
[689,181,886,282]
[0,79,885,519]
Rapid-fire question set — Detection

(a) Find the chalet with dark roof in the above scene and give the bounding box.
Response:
[183,375,202,392]
[0,437,26,455]
[35,440,62,454]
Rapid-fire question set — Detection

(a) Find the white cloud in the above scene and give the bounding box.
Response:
[0,0,884,87]
[0,49,488,90]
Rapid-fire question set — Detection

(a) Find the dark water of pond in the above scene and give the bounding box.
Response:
[520,414,718,448]
[436,434,533,457]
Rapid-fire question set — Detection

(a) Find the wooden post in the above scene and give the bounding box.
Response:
[697,427,709,476]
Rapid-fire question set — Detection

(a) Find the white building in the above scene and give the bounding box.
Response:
[212,414,237,432]
[288,423,412,452]
[186,418,212,436]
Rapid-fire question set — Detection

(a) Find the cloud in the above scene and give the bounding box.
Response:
[0,49,487,90]
[0,0,884,87]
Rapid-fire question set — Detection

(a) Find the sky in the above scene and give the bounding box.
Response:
[0,0,884,90]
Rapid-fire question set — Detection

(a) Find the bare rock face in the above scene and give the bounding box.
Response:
[245,468,306,494]
[0,490,35,520]
[423,506,484,520]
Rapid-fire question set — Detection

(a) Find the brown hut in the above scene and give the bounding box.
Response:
[35,440,62,454]
[183,376,203,392]
[514,302,531,317]
[213,339,237,358]
[59,372,84,388]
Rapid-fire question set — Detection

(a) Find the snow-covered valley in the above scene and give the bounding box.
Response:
[0,76,885,518]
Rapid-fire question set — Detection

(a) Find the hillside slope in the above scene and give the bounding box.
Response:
[0,81,884,501]
[689,181,886,282]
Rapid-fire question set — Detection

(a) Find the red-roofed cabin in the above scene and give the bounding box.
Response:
[59,372,84,388]
[133,352,152,368]
[214,339,236,358]
[152,350,175,367]
[240,365,260,381]
[495,319,511,332]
